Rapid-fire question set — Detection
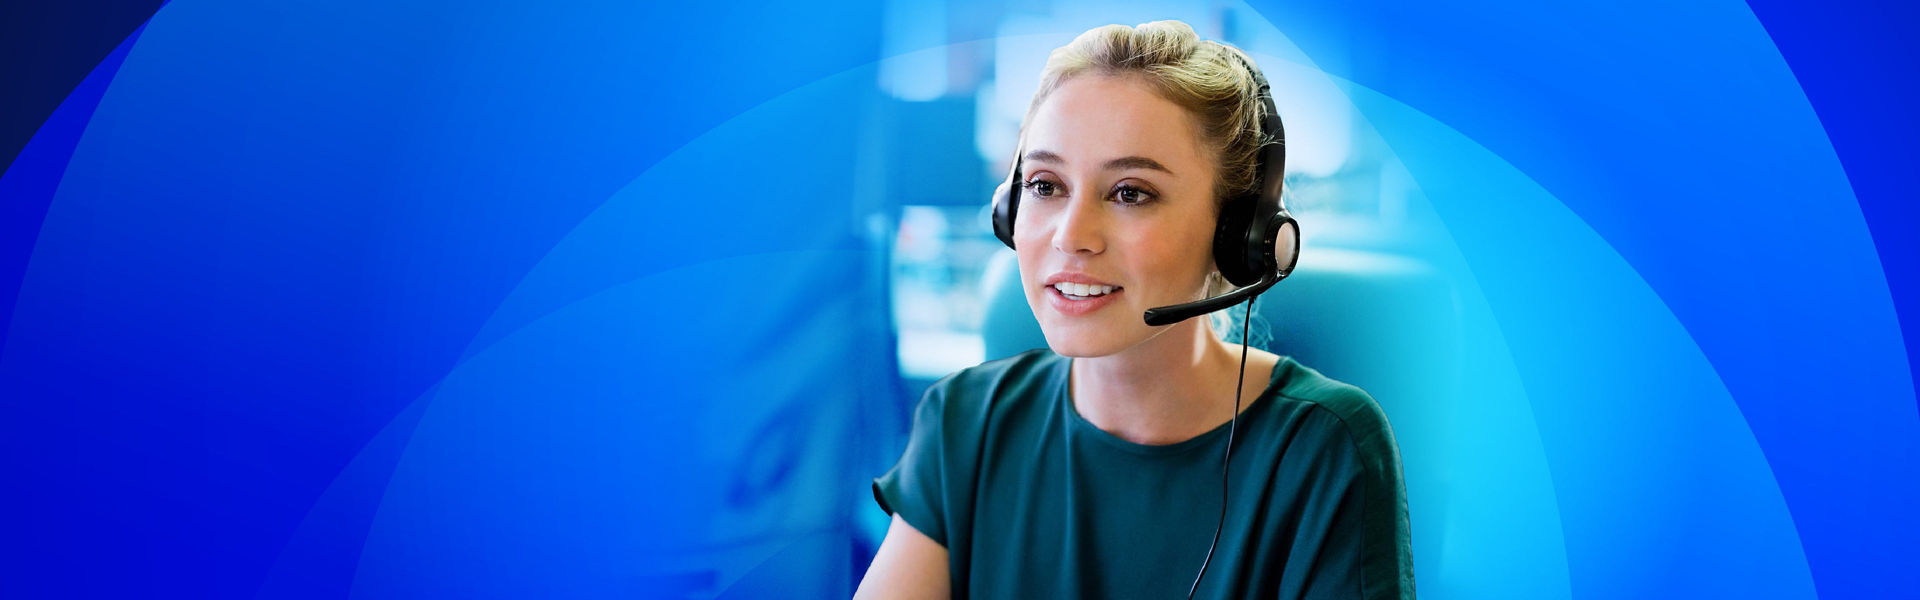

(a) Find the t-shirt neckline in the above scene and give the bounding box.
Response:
[1056,353,1290,457]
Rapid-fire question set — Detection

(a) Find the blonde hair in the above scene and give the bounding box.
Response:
[1021,20,1273,335]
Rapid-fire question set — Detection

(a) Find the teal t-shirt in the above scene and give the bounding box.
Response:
[873,349,1415,599]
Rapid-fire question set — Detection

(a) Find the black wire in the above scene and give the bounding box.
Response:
[1187,299,1253,599]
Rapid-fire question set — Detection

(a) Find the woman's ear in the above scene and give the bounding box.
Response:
[1205,270,1229,299]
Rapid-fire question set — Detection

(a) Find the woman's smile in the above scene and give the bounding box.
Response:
[1045,282,1124,316]
[1042,272,1126,317]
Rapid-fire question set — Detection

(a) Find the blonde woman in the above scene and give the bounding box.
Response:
[858,20,1414,599]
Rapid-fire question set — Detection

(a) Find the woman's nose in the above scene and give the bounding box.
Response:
[1050,196,1105,255]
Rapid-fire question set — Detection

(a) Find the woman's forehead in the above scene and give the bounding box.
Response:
[1025,73,1210,177]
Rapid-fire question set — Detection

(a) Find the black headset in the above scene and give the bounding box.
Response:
[990,48,1299,328]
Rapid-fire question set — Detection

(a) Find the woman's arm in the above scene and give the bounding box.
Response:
[853,514,950,600]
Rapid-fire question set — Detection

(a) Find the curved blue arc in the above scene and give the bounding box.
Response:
[1745,0,1920,413]
[261,58,899,593]
[0,21,152,353]
[1242,1,1917,595]
[1346,76,1816,597]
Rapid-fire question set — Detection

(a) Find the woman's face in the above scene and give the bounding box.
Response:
[1015,73,1219,357]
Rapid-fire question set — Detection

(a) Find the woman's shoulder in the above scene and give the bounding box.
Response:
[1265,356,1399,458]
[877,353,1066,551]
[1259,358,1416,597]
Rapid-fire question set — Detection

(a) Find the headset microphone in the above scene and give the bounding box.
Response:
[1141,215,1296,326]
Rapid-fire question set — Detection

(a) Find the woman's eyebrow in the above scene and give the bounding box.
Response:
[1023,149,1174,175]
[1103,156,1173,174]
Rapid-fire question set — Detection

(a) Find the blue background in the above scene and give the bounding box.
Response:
[1,0,1915,598]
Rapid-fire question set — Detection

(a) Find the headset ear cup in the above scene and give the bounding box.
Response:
[1272,213,1299,275]
[1212,194,1258,286]
[992,177,1018,249]
[992,156,1022,250]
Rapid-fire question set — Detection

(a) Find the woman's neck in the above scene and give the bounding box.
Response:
[1068,319,1275,445]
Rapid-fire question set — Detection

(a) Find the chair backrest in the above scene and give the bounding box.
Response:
[979,250,1048,362]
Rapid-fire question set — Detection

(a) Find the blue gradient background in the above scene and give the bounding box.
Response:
[1,1,1915,598]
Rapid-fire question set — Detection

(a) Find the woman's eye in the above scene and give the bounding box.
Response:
[1024,180,1059,198]
[1113,184,1156,205]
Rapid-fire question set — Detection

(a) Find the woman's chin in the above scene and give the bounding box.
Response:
[1039,326,1134,358]
[1045,342,1114,358]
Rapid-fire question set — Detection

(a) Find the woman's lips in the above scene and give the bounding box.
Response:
[1045,284,1122,317]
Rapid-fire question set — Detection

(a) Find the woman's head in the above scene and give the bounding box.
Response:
[1012,20,1273,357]
[1023,22,1269,212]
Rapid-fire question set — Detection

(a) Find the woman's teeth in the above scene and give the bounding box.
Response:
[1052,282,1118,297]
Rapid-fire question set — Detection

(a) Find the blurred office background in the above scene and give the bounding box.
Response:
[2,0,1913,598]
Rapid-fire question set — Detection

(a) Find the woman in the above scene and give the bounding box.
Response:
[857,21,1414,599]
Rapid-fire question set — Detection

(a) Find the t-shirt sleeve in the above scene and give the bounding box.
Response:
[871,379,953,547]
[1276,388,1416,600]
